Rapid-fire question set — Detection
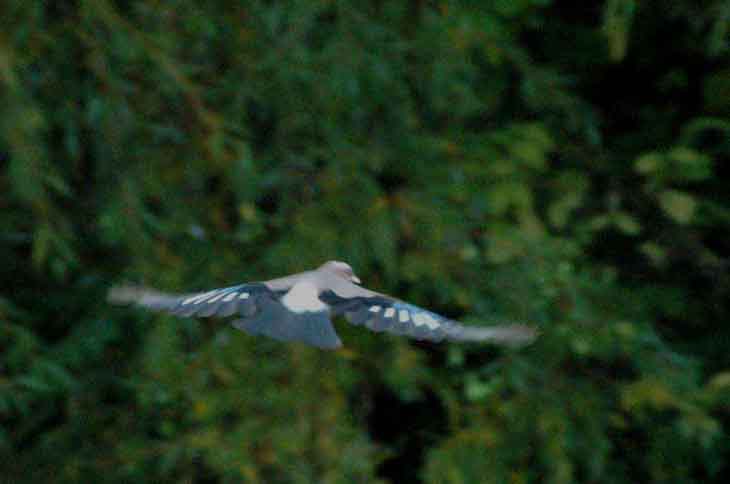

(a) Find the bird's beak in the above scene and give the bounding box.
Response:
[351,275,361,284]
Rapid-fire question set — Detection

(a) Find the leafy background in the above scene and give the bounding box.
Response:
[2,1,730,482]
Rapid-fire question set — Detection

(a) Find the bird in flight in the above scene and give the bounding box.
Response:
[109,260,537,349]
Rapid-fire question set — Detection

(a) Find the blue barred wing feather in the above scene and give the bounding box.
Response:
[320,291,537,345]
[321,291,454,342]
[111,283,282,319]
[171,283,281,318]
[110,283,342,349]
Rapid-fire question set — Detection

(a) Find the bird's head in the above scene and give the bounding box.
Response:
[320,260,361,284]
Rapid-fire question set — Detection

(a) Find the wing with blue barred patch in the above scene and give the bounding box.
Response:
[109,283,343,349]
[320,291,537,345]
[321,292,454,342]
[171,283,280,318]
[109,283,280,319]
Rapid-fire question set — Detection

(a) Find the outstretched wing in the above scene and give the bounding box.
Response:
[109,283,280,318]
[108,281,342,349]
[320,289,536,345]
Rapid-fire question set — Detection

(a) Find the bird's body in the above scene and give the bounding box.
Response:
[109,260,537,349]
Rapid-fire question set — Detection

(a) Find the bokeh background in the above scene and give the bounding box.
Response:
[2,1,730,482]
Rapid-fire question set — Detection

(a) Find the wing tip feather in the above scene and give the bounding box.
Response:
[107,285,181,310]
[447,323,539,346]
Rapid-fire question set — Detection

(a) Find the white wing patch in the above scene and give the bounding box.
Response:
[412,312,426,327]
[281,281,327,313]
[393,304,442,330]
[421,313,440,330]
[182,290,217,305]
[207,292,229,303]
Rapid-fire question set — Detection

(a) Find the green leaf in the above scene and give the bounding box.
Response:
[613,212,642,235]
[667,147,713,182]
[640,242,668,267]
[635,152,663,174]
[464,374,495,402]
[603,0,636,61]
[659,190,697,224]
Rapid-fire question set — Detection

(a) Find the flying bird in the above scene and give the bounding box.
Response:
[109,261,537,349]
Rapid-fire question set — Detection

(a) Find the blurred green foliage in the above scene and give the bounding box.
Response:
[2,0,730,482]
